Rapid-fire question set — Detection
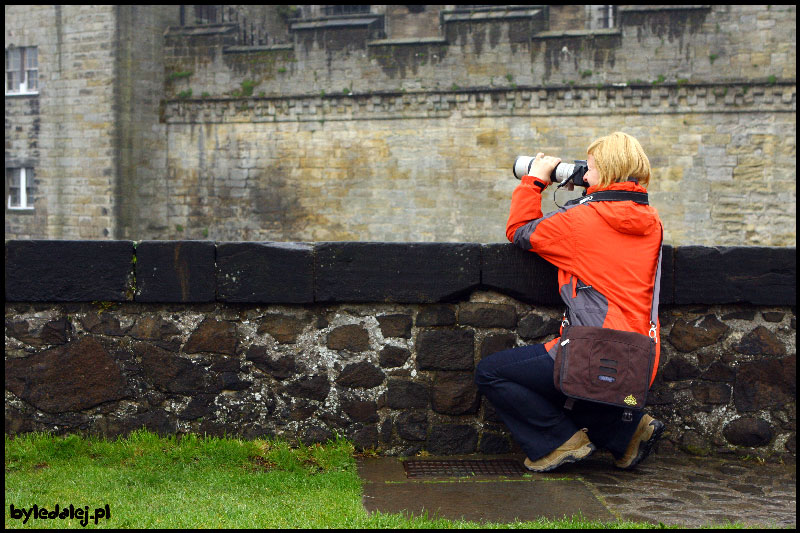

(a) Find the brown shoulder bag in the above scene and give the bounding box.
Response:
[552,190,663,421]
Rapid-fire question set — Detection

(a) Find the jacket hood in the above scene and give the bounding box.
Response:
[585,181,660,236]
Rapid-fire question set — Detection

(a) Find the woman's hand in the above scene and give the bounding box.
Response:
[528,153,562,184]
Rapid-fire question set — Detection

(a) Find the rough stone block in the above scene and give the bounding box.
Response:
[416,305,456,326]
[479,332,517,360]
[327,324,371,352]
[733,356,795,412]
[762,311,785,323]
[396,411,428,441]
[129,316,181,351]
[5,240,133,302]
[7,317,73,346]
[701,361,736,382]
[245,347,296,380]
[723,417,773,447]
[315,242,480,303]
[136,340,219,395]
[257,314,308,344]
[416,328,475,370]
[480,243,561,305]
[517,313,562,341]
[674,246,796,305]
[184,318,238,355]
[661,358,700,381]
[734,325,786,356]
[179,393,216,421]
[377,314,413,338]
[5,337,128,413]
[691,382,732,404]
[431,372,480,415]
[135,240,215,302]
[341,398,379,423]
[351,426,379,451]
[478,432,511,454]
[458,302,517,328]
[285,374,331,402]
[216,242,314,303]
[426,424,478,455]
[379,346,411,368]
[335,362,385,389]
[81,314,129,338]
[386,379,429,409]
[667,314,730,352]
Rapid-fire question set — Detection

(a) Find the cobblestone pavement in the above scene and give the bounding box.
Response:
[561,450,795,528]
[358,450,796,528]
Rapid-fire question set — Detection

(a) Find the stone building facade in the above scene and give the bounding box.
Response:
[5,5,797,245]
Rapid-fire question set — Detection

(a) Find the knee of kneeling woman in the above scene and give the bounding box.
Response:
[474,356,494,388]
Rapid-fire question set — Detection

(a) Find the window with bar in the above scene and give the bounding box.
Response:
[6,46,38,95]
[321,5,372,16]
[588,5,616,29]
[7,167,35,210]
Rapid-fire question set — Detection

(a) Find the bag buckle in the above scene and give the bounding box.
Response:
[622,409,633,422]
[648,322,658,341]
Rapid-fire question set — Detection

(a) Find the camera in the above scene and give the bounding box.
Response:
[513,156,590,188]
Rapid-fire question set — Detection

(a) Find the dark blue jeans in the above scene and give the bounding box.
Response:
[475,343,643,461]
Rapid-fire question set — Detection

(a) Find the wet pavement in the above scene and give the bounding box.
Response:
[357,450,796,527]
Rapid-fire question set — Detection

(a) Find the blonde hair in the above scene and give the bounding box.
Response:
[587,132,651,188]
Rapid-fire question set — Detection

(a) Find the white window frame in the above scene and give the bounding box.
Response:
[5,46,38,96]
[587,5,615,30]
[7,167,35,210]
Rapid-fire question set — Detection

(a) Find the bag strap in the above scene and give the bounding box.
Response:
[649,229,664,338]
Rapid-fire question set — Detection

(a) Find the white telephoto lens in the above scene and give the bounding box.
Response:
[553,163,575,183]
[513,156,535,179]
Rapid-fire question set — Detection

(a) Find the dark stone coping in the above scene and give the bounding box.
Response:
[4,240,796,305]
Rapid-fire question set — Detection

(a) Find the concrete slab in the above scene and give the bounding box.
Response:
[357,452,797,528]
[358,455,614,524]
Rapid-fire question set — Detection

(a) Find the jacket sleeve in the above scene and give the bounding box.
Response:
[506,175,576,273]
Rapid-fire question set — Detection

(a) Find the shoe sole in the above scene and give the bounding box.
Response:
[616,420,665,470]
[525,444,596,473]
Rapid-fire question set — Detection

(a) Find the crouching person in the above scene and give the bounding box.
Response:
[476,132,665,472]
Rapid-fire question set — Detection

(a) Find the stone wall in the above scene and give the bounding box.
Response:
[153,3,796,246]
[163,5,796,97]
[5,5,119,240]
[5,5,796,246]
[5,240,796,459]
[113,6,178,240]
[4,5,179,241]
[161,82,796,245]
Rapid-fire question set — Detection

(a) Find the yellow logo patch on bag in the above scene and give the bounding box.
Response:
[624,394,637,406]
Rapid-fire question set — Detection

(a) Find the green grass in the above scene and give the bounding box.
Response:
[3,431,766,528]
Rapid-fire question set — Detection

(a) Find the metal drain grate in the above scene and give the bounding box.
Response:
[402,459,526,478]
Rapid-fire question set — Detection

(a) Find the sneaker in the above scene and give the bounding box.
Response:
[524,429,596,472]
[614,414,665,469]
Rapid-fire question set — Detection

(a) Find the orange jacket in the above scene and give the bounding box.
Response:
[507,175,663,385]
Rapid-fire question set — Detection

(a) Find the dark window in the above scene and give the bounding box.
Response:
[5,46,38,94]
[180,5,233,25]
[589,5,616,29]
[194,5,219,24]
[6,167,35,210]
[321,5,372,17]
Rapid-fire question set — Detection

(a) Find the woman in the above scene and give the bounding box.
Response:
[475,132,665,472]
